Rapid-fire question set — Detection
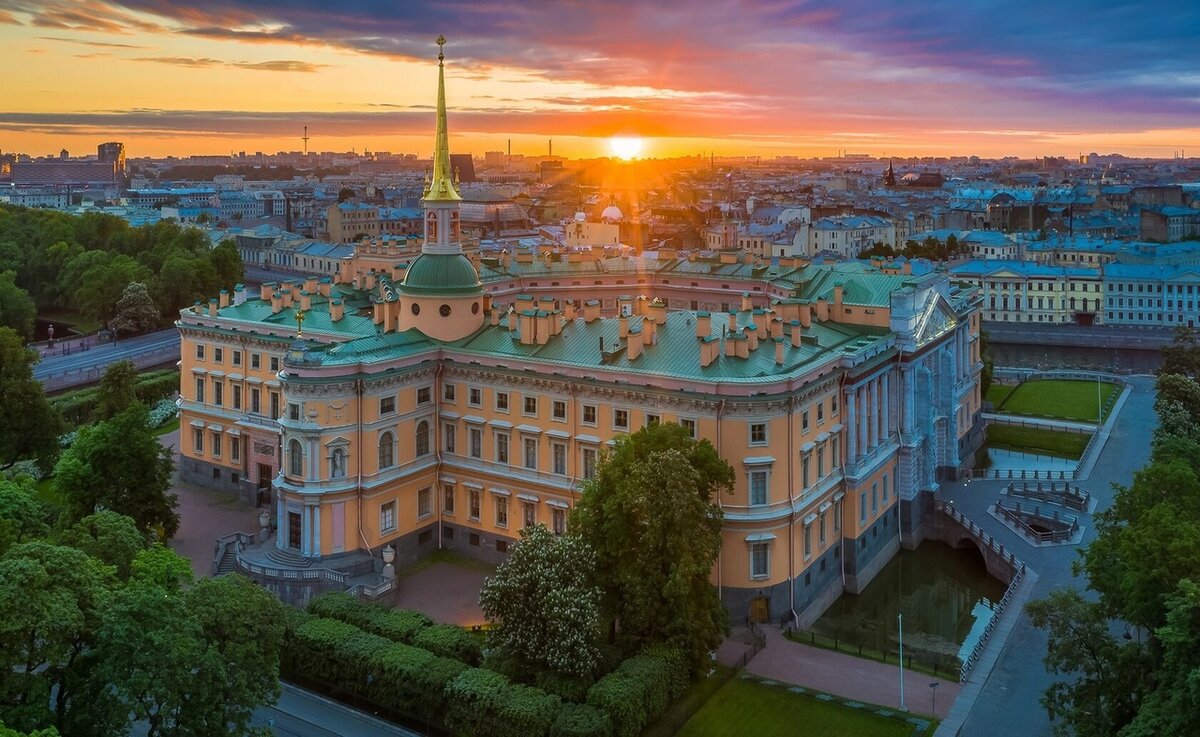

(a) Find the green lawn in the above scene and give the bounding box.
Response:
[994,379,1120,423]
[984,384,1016,407]
[153,416,180,436]
[986,424,1090,459]
[678,678,913,737]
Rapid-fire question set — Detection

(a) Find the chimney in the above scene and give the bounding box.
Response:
[538,296,555,312]
[300,291,312,312]
[746,325,759,351]
[770,317,782,339]
[695,311,711,338]
[636,295,649,315]
[815,298,829,322]
[799,303,812,327]
[271,292,282,314]
[330,298,344,322]
[372,300,383,325]
[218,289,230,309]
[305,276,318,294]
[519,310,535,345]
[364,272,376,290]
[281,289,293,308]
[260,282,275,301]
[700,335,719,367]
[754,312,768,339]
[338,260,351,284]
[790,320,802,347]
[483,293,493,313]
[725,333,737,357]
[583,300,600,322]
[534,311,551,344]
[619,315,629,339]
[646,318,657,346]
[833,284,843,307]
[564,301,577,321]
[649,298,666,325]
[617,295,633,316]
[507,307,517,331]
[319,277,332,297]
[627,327,643,360]
[490,306,501,326]
[289,282,301,301]
[735,331,749,359]
[775,337,786,365]
[727,313,737,332]
[208,298,219,317]
[550,310,563,336]
[741,292,753,311]
[233,284,246,306]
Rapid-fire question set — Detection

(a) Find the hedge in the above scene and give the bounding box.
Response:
[307,591,433,644]
[586,650,684,737]
[551,703,612,737]
[413,623,483,665]
[445,668,561,737]
[51,369,179,427]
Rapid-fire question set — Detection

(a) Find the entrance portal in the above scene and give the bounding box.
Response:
[288,512,302,550]
[749,596,770,624]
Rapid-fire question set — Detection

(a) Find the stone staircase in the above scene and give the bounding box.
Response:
[266,547,312,568]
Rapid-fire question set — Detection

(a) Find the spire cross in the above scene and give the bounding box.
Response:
[436,35,446,64]
[294,308,306,338]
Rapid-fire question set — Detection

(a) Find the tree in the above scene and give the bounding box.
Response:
[572,422,733,670]
[56,511,146,580]
[1161,326,1200,379]
[0,479,51,557]
[337,187,356,202]
[110,282,160,336]
[0,328,62,474]
[91,360,139,422]
[0,272,34,341]
[480,523,602,678]
[53,405,178,538]
[210,239,244,292]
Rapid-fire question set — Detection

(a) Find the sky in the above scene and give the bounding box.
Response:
[1,1,1199,160]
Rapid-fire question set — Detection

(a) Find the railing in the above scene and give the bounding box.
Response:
[733,620,767,670]
[1005,481,1089,512]
[211,530,260,575]
[216,531,396,601]
[40,345,180,392]
[966,467,1075,481]
[346,577,398,600]
[994,498,1079,544]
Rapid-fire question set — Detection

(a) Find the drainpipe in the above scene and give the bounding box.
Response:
[435,361,444,550]
[787,394,798,627]
[837,370,848,589]
[355,377,371,556]
[895,348,908,548]
[716,397,725,600]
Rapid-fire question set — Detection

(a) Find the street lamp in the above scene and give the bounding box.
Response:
[929,681,940,716]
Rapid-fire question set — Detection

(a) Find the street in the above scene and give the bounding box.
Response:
[33,329,180,389]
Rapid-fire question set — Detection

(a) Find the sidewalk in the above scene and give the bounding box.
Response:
[980,412,1097,432]
[746,627,960,719]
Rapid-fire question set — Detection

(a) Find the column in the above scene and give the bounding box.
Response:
[301,506,310,556]
[846,390,858,461]
[312,504,321,558]
[882,373,891,439]
[871,378,881,449]
[903,367,916,434]
[857,385,868,458]
[276,498,285,549]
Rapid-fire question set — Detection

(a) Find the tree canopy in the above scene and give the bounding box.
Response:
[0,328,63,474]
[110,282,161,336]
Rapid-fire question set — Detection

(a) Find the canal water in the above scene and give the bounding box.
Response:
[991,342,1160,374]
[810,541,1006,672]
[974,447,1078,475]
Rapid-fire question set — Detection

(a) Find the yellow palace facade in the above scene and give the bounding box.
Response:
[182,42,984,623]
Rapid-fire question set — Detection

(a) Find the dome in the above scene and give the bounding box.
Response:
[574,211,586,222]
[601,204,623,222]
[399,253,482,296]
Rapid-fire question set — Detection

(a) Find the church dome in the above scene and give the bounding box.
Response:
[601,204,623,222]
[399,252,482,296]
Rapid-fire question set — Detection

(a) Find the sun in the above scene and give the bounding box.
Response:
[610,136,643,160]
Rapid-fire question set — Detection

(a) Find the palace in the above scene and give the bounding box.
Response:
[180,40,984,624]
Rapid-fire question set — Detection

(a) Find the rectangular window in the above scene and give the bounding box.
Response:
[230,436,240,462]
[195,344,206,361]
[416,386,431,405]
[192,427,204,454]
[418,487,432,518]
[443,423,456,454]
[443,484,455,515]
[750,422,767,445]
[801,452,811,488]
[804,523,812,558]
[495,497,508,527]
[231,350,242,367]
[749,470,768,505]
[211,431,222,458]
[645,413,661,428]
[751,543,769,578]
[831,437,840,470]
[871,482,879,514]
[213,347,223,364]
[582,404,597,426]
[380,501,396,533]
[882,473,889,504]
[523,502,536,528]
[496,433,509,464]
[251,353,261,370]
[831,394,839,415]
[270,392,280,420]
[213,381,224,407]
[443,383,456,401]
[552,507,566,535]
[834,499,842,533]
[496,392,509,412]
[468,427,482,458]
[468,387,482,407]
[552,400,567,420]
[819,511,827,545]
[893,471,899,500]
[195,377,206,403]
[802,410,810,433]
[681,418,697,438]
[523,437,537,470]
[582,448,597,479]
[232,384,242,411]
[552,443,567,475]
[523,396,537,415]
[816,444,825,478]
[613,409,629,430]
[496,540,508,553]
[380,396,396,415]
[860,491,867,524]
[817,402,824,424]
[469,490,481,521]
[250,388,261,414]
[288,403,300,421]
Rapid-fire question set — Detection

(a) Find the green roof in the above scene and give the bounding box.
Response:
[400,253,483,296]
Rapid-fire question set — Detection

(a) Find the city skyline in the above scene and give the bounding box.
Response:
[2,1,1200,159]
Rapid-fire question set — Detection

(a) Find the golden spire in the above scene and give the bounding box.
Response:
[424,34,461,203]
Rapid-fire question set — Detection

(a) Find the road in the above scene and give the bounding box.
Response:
[33,329,180,387]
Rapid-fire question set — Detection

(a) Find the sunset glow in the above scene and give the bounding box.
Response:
[610,137,643,160]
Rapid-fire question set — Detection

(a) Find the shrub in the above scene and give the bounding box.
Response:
[146,398,178,429]
[446,668,562,737]
[638,644,690,699]
[413,623,483,665]
[134,370,180,404]
[535,669,594,703]
[408,655,469,723]
[497,683,561,737]
[307,592,432,644]
[586,654,672,737]
[551,702,613,737]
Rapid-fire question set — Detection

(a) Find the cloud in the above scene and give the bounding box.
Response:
[38,35,147,48]
[131,56,326,72]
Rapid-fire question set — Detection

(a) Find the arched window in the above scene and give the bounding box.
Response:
[289,439,303,478]
[378,432,395,469]
[331,448,347,479]
[416,421,430,457]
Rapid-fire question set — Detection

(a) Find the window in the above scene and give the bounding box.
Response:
[193,427,204,454]
[582,405,597,425]
[552,443,567,475]
[801,452,811,488]
[893,471,899,501]
[214,347,223,363]
[750,543,769,578]
[496,540,508,553]
[496,433,509,464]
[251,388,261,414]
[469,489,481,521]
[270,356,280,373]
[523,502,536,528]
[232,384,242,411]
[289,439,303,477]
[195,377,206,404]
[613,409,629,430]
[804,523,812,558]
[749,470,768,505]
[251,353,261,370]
[523,396,537,415]
[582,448,597,479]
[817,402,824,424]
[418,487,432,518]
[417,386,431,405]
[495,392,509,412]
[552,507,566,535]
[378,433,395,469]
[230,436,241,463]
[213,381,224,407]
[882,473,889,504]
[552,400,567,420]
[468,427,482,458]
[415,420,431,457]
[232,350,242,367]
[819,510,827,545]
[523,437,537,470]
[831,394,839,415]
[750,423,767,445]
[443,423,456,454]
[817,444,825,478]
[468,387,481,407]
[380,396,396,415]
[443,484,455,515]
[802,410,810,433]
[380,501,396,533]
[834,498,842,533]
[681,418,697,438]
[495,497,509,527]
[859,491,867,524]
[645,413,661,428]
[196,344,206,361]
[443,384,456,401]
[831,437,840,470]
[270,392,280,420]
[211,431,222,458]
[871,482,879,514]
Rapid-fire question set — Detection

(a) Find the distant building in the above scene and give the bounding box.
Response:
[12,159,119,188]
[1140,206,1200,242]
[1103,262,1200,328]
[950,260,1103,325]
[97,142,126,176]
[795,215,896,258]
[326,201,380,243]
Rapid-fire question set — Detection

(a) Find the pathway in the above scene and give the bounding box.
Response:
[980,412,1097,432]
[391,561,489,626]
[35,328,180,391]
[746,627,960,719]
